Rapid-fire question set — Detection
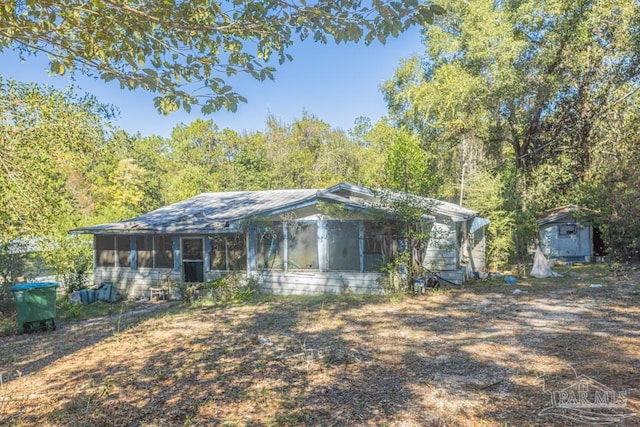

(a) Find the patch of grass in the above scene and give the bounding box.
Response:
[3,264,639,426]
[0,312,17,336]
[56,298,138,321]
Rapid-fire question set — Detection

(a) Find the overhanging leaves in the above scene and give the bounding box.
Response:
[0,0,444,115]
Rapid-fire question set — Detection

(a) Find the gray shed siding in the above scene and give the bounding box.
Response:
[470,227,486,270]
[539,220,593,262]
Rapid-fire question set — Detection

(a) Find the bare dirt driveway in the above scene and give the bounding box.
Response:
[1,264,639,426]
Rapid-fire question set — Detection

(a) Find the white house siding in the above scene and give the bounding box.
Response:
[423,222,459,271]
[93,267,177,299]
[256,271,385,295]
[93,267,385,297]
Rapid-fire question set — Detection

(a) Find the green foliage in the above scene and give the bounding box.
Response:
[572,112,640,260]
[379,251,413,294]
[56,299,137,321]
[43,236,93,295]
[0,0,443,114]
[0,238,26,299]
[0,78,113,239]
[179,273,259,305]
[464,170,516,269]
[381,127,440,197]
[176,282,200,305]
[382,0,640,265]
[182,274,259,305]
[204,274,259,304]
[0,310,17,336]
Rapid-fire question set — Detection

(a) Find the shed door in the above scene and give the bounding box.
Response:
[182,238,204,283]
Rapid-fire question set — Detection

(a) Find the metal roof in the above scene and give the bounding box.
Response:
[70,183,479,235]
[71,189,320,234]
[326,183,478,222]
[537,204,599,226]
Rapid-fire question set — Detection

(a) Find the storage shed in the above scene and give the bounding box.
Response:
[70,183,489,297]
[537,205,599,263]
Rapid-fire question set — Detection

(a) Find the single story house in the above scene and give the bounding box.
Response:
[70,183,489,297]
[537,204,601,263]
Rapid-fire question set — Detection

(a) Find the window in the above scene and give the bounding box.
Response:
[364,221,401,271]
[559,224,577,237]
[327,221,360,271]
[136,236,153,268]
[256,223,284,270]
[96,235,115,267]
[182,238,203,260]
[210,236,226,270]
[99,235,173,269]
[96,235,131,268]
[116,236,131,267]
[154,235,174,268]
[287,222,318,270]
[210,234,247,271]
[135,235,174,268]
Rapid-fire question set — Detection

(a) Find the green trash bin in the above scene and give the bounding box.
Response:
[10,282,59,333]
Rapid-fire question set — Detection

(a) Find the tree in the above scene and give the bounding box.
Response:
[162,119,230,201]
[0,0,444,114]
[382,0,640,264]
[87,130,167,222]
[0,78,113,300]
[0,78,114,238]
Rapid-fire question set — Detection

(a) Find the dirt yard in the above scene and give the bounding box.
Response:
[1,264,639,426]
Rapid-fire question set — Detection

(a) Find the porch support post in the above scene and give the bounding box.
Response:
[204,237,211,273]
[283,223,288,272]
[247,225,256,272]
[130,236,137,270]
[318,219,326,272]
[172,236,180,272]
[359,221,364,273]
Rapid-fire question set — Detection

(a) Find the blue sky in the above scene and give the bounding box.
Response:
[2,27,424,138]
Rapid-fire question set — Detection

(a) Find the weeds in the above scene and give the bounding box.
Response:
[0,312,16,336]
[56,299,137,321]
[184,274,259,306]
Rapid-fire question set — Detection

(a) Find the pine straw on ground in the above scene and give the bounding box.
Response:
[1,266,639,426]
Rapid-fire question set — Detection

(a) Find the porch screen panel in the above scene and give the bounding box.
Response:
[95,235,115,267]
[287,223,318,270]
[210,236,226,270]
[136,236,153,268]
[364,221,401,272]
[227,234,247,271]
[256,223,284,270]
[116,236,131,267]
[154,235,173,268]
[327,221,359,271]
[210,234,247,271]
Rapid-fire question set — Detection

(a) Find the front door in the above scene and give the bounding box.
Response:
[182,238,204,283]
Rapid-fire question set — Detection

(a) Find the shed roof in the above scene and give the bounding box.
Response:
[537,204,599,226]
[70,183,477,235]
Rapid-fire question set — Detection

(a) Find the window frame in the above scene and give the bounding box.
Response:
[558,223,577,237]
